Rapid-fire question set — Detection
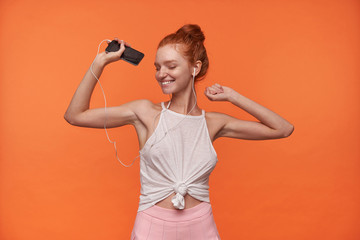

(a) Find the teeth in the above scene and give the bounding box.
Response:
[161,81,174,85]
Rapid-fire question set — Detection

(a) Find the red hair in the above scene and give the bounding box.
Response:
[157,24,209,82]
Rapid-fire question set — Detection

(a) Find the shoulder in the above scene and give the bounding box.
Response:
[127,98,153,108]
[204,111,233,123]
[127,99,160,113]
[128,99,162,125]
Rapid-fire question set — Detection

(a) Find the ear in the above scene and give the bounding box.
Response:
[193,60,202,76]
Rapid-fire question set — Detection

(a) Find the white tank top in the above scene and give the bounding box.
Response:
[137,101,218,212]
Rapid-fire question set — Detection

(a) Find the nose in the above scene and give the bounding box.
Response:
[157,68,168,78]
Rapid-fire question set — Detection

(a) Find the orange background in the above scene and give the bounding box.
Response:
[1,0,359,239]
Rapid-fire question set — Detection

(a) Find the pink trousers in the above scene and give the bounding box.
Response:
[130,202,221,240]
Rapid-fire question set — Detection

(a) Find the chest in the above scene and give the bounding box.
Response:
[136,110,221,151]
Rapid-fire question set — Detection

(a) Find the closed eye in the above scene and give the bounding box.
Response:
[155,66,176,71]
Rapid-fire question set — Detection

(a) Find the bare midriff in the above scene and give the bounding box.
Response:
[155,193,203,210]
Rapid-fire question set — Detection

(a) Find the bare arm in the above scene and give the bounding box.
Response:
[64,39,139,128]
[205,84,294,140]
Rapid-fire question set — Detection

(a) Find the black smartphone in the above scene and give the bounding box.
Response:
[105,40,144,66]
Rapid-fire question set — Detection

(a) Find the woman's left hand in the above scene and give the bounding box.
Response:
[204,83,234,102]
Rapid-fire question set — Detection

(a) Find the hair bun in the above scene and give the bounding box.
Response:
[176,24,205,44]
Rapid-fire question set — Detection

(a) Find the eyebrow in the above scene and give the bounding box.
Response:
[154,60,177,66]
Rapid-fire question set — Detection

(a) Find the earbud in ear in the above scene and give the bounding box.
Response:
[193,68,196,76]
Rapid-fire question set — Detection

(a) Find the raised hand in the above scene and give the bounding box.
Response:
[96,38,131,66]
[204,83,234,102]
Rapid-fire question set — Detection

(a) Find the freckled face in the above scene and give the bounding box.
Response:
[154,44,193,95]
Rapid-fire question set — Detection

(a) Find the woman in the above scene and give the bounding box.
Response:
[64,24,294,239]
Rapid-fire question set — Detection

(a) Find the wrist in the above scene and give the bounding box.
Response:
[228,89,240,103]
[93,53,108,68]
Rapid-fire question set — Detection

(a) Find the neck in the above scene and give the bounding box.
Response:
[167,84,199,115]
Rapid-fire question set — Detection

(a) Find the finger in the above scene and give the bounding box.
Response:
[204,88,212,96]
[204,88,208,96]
[204,90,216,101]
[214,83,224,91]
[211,86,222,93]
[119,40,125,52]
[204,89,212,99]
[213,84,224,92]
[207,87,215,95]
[208,86,221,95]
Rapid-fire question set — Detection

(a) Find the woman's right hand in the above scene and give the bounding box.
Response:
[96,38,131,66]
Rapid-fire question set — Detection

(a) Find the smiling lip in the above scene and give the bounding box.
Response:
[159,80,175,86]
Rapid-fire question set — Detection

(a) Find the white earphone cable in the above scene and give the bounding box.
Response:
[90,39,198,167]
